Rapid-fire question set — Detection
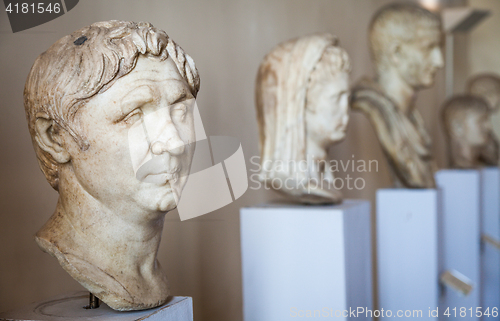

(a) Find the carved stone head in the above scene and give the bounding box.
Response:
[24,21,199,310]
[255,34,351,204]
[442,95,498,168]
[369,3,443,89]
[467,73,500,112]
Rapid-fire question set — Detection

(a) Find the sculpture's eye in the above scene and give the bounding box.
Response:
[171,103,187,120]
[122,109,143,125]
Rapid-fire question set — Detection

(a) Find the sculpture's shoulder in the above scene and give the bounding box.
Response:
[34,212,138,310]
[351,77,395,117]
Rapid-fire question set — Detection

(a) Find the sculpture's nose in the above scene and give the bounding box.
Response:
[432,46,444,69]
[151,133,185,156]
[148,108,186,156]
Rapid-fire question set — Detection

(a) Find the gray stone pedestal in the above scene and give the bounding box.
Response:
[0,291,193,320]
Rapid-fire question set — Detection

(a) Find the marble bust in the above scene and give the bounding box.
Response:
[255,33,351,204]
[351,3,444,188]
[23,21,199,311]
[442,95,499,168]
[467,73,500,112]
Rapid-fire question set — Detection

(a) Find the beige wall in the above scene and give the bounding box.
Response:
[469,0,500,139]
[0,1,454,320]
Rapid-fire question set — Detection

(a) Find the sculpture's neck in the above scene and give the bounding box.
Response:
[306,136,327,163]
[35,168,170,310]
[450,139,479,168]
[42,170,165,276]
[376,67,416,115]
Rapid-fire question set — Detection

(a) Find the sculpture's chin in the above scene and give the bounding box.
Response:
[418,73,437,89]
[330,131,347,144]
[158,196,177,212]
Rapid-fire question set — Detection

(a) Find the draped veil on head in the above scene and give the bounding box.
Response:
[255,33,340,199]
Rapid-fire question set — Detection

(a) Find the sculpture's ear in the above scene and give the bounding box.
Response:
[388,42,402,66]
[34,113,71,164]
[450,120,464,137]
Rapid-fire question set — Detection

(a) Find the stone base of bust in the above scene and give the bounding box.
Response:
[261,174,343,204]
[34,211,170,311]
[0,291,193,321]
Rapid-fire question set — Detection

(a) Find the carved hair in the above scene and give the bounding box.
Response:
[255,33,350,185]
[24,21,200,190]
[369,3,441,66]
[442,95,489,136]
[467,73,500,110]
[441,95,496,168]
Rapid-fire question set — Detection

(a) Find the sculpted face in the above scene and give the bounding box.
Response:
[63,55,195,216]
[306,54,350,146]
[24,21,201,311]
[395,26,443,89]
[464,112,490,146]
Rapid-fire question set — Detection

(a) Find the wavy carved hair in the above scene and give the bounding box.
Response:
[24,20,200,190]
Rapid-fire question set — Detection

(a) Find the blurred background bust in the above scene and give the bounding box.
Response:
[467,73,500,112]
[255,33,351,204]
[351,2,444,189]
[442,95,499,169]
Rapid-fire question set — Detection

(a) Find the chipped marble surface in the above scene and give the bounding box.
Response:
[23,21,199,311]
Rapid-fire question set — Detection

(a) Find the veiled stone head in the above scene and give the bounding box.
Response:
[24,21,200,214]
[442,95,497,168]
[369,3,444,89]
[255,34,351,203]
[467,73,500,112]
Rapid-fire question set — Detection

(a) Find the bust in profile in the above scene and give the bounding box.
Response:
[255,33,351,204]
[442,95,499,168]
[467,73,500,112]
[24,21,199,311]
[351,3,444,188]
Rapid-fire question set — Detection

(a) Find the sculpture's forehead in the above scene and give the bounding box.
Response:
[413,25,441,43]
[97,55,190,103]
[82,55,190,118]
[118,55,184,84]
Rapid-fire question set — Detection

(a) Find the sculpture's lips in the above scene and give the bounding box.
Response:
[135,154,181,183]
[147,172,179,185]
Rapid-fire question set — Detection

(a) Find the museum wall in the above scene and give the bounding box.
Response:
[469,0,500,140]
[0,0,464,320]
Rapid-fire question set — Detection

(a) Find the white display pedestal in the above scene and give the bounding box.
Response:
[480,167,500,314]
[377,189,440,320]
[435,170,481,320]
[0,292,193,321]
[240,200,372,321]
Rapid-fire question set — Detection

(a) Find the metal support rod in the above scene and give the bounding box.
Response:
[84,292,100,309]
[482,234,500,251]
[445,33,454,98]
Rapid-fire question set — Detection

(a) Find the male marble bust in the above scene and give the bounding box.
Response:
[467,73,500,112]
[24,21,199,311]
[255,34,351,204]
[351,3,444,188]
[442,95,499,168]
